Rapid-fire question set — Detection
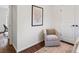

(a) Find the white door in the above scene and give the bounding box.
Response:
[75,6,79,41]
[60,6,75,44]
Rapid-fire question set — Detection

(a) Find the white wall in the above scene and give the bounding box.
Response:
[51,6,62,33]
[12,6,17,50]
[17,5,55,52]
[8,5,17,50]
[8,6,13,45]
[0,6,9,25]
[0,6,9,32]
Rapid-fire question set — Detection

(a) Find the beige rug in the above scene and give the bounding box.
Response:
[35,42,73,53]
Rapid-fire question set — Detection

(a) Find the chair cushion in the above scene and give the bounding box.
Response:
[46,35,58,41]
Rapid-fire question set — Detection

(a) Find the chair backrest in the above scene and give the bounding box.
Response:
[43,29,60,41]
[46,29,57,35]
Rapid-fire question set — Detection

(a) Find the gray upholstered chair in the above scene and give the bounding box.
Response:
[44,29,60,47]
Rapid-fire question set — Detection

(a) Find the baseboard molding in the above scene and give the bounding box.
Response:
[60,40,74,46]
[19,41,45,53]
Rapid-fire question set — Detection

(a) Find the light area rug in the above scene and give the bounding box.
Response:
[35,42,73,53]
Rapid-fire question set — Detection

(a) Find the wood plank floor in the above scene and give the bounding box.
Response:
[35,42,73,53]
[0,33,16,53]
[0,44,16,53]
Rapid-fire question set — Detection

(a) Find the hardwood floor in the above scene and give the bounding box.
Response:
[35,42,73,53]
[0,33,16,53]
[0,44,16,53]
[0,38,16,53]
[19,41,44,53]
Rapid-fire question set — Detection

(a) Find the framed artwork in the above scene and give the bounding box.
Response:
[32,5,43,26]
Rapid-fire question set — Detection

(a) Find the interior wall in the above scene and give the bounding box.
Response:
[8,5,17,50]
[0,6,9,32]
[8,6,13,45]
[51,6,62,34]
[51,5,72,39]
[17,5,55,52]
[12,6,17,50]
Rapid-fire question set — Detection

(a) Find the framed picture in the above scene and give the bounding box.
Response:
[32,5,43,26]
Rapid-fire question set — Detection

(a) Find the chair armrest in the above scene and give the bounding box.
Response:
[54,30,59,36]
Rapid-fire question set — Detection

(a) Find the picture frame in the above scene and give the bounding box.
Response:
[32,5,43,26]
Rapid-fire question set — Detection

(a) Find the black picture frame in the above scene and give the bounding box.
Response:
[32,5,43,26]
